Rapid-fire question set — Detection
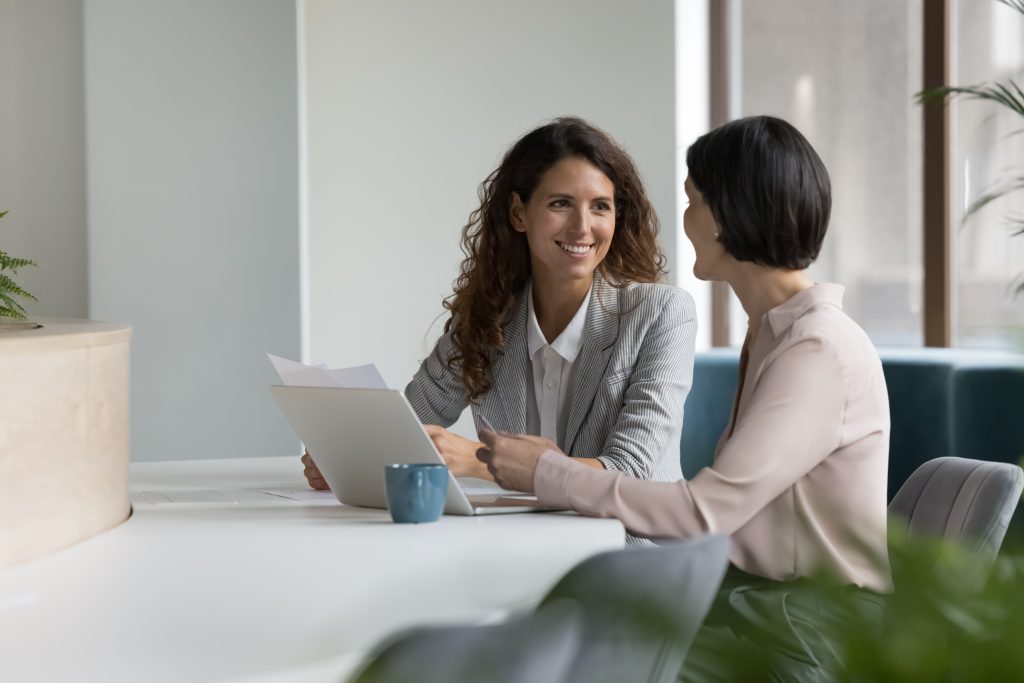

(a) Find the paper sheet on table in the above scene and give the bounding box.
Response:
[268,354,388,389]
[258,489,339,502]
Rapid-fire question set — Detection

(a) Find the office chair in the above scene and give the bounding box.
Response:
[539,534,731,683]
[349,599,582,683]
[889,456,1024,563]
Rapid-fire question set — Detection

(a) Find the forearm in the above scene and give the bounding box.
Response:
[534,451,705,538]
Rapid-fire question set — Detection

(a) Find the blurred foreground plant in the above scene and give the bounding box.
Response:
[840,528,1024,681]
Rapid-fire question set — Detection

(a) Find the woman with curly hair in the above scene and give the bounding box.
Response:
[303,116,696,496]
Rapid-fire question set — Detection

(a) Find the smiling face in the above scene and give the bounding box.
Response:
[683,176,729,281]
[510,156,616,289]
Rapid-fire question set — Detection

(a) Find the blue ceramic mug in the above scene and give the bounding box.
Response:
[384,463,448,523]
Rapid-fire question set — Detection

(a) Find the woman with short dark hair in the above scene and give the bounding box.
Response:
[478,116,891,679]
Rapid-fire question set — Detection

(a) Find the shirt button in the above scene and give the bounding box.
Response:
[545,379,557,389]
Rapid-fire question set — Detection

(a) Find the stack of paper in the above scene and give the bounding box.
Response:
[267,354,388,389]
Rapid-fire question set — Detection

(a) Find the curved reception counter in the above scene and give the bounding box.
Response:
[0,319,132,569]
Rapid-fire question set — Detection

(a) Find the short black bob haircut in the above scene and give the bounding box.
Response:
[686,115,831,270]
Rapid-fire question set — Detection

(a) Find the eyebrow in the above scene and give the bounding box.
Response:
[545,193,615,203]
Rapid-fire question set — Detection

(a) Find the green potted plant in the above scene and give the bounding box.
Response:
[0,210,40,329]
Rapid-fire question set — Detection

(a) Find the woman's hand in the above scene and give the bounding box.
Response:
[476,431,559,492]
[424,425,488,478]
[301,450,330,490]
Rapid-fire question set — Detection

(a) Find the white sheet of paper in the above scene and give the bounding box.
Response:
[137,490,239,505]
[258,489,339,502]
[267,354,388,389]
[326,363,388,389]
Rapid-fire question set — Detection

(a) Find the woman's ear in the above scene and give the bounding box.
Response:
[509,193,527,233]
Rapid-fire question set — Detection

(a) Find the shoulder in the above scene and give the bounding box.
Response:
[617,281,696,322]
[785,303,882,386]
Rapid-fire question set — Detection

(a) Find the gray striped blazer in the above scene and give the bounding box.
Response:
[404,273,696,487]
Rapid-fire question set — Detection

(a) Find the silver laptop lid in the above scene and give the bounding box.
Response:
[269,385,473,514]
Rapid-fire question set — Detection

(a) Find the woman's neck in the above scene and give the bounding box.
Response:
[532,272,593,343]
[727,265,814,344]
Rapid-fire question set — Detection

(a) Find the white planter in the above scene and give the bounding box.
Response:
[0,319,132,568]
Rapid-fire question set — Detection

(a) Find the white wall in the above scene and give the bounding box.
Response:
[84,0,302,461]
[0,0,88,318]
[303,0,677,436]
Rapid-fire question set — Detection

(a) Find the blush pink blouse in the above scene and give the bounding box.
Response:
[534,284,892,592]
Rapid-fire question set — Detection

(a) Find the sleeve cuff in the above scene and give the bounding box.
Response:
[534,449,577,508]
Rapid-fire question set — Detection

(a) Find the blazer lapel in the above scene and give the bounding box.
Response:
[476,284,530,434]
[564,274,619,455]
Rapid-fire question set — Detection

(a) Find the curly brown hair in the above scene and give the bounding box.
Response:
[444,117,667,402]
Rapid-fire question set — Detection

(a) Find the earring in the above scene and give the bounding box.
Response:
[713,231,721,240]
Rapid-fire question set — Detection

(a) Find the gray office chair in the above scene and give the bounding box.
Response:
[539,533,731,683]
[889,456,1024,563]
[348,600,582,683]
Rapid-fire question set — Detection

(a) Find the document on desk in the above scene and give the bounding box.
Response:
[268,354,388,389]
[257,489,339,502]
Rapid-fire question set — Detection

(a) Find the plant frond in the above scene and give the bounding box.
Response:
[0,304,28,321]
[0,252,38,272]
[996,0,1024,15]
[0,273,37,302]
[964,175,1024,223]
[0,211,40,315]
[1010,213,1024,236]
[917,82,1024,118]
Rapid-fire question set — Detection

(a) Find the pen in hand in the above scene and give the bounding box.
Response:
[479,415,497,434]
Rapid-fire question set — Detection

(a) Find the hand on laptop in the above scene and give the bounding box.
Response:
[423,425,490,479]
[301,451,330,490]
[476,431,556,492]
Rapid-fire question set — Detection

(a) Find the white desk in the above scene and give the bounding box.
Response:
[0,456,623,682]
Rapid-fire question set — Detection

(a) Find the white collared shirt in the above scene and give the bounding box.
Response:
[525,285,593,447]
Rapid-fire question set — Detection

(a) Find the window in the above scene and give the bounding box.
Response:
[951,0,1024,350]
[732,0,925,347]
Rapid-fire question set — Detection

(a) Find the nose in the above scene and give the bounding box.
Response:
[568,206,590,238]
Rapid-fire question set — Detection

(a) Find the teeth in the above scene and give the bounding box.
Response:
[558,242,591,255]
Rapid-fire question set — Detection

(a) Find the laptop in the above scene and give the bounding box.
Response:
[269,384,559,515]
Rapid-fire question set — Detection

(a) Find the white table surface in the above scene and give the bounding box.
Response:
[0,456,624,683]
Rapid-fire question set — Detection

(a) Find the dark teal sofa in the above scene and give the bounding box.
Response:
[681,348,1024,503]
